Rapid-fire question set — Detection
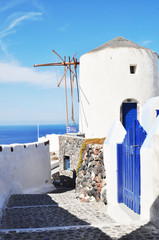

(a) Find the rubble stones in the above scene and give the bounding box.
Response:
[76,144,106,203]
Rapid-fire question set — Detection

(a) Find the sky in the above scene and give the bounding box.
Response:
[0,0,159,125]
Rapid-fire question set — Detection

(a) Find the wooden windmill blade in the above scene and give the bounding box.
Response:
[71,63,76,121]
[34,62,66,67]
[52,50,64,62]
[33,50,80,132]
[74,58,79,102]
[57,67,69,87]
[63,56,69,127]
[56,52,78,88]
[68,56,74,121]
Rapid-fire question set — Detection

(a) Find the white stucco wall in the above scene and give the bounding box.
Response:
[141,96,159,134]
[0,141,53,216]
[141,116,159,223]
[38,134,60,153]
[104,120,126,204]
[104,120,127,222]
[79,47,159,138]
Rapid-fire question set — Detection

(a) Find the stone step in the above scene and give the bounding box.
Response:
[1,190,159,240]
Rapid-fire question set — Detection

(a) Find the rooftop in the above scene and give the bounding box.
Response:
[88,36,158,56]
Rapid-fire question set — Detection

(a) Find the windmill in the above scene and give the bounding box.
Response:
[34,50,80,133]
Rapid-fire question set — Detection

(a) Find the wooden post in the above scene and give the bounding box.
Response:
[64,56,69,127]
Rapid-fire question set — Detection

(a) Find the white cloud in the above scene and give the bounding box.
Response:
[142,40,152,45]
[0,61,60,88]
[0,0,21,12]
[0,12,42,39]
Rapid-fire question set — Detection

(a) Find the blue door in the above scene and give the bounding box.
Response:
[122,103,137,131]
[117,120,147,214]
[156,110,159,117]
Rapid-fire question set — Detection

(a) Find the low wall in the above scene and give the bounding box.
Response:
[38,134,60,153]
[0,141,53,217]
[141,116,159,225]
[104,116,159,225]
[104,120,126,221]
[141,96,159,133]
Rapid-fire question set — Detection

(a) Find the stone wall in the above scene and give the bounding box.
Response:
[59,135,85,187]
[76,143,107,204]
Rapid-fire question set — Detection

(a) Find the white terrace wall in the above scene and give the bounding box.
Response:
[0,141,53,216]
[104,97,159,224]
[104,120,127,222]
[141,116,159,224]
[38,134,60,153]
[141,96,159,133]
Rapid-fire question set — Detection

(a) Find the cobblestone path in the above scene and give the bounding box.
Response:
[0,188,159,239]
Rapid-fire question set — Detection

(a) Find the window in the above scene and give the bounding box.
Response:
[130,65,137,74]
[64,156,70,170]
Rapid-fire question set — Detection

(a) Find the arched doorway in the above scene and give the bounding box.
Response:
[121,99,138,131]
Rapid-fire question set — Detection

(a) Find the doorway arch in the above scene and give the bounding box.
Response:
[120,99,139,131]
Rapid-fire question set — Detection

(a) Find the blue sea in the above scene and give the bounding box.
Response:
[0,125,67,145]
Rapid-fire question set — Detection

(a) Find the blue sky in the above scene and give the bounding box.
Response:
[0,0,159,125]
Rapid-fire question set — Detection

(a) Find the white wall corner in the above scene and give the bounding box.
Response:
[104,120,126,212]
[141,96,159,134]
[141,117,159,223]
[104,120,126,145]
[142,116,159,149]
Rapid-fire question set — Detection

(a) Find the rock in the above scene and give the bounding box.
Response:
[100,185,107,204]
[82,182,86,187]
[87,190,92,197]
[93,149,99,155]
[79,193,85,199]
[81,198,86,202]
[76,143,107,204]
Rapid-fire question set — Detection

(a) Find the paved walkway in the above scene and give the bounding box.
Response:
[0,187,159,239]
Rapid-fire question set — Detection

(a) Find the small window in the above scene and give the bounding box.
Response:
[130,65,137,74]
[64,156,70,170]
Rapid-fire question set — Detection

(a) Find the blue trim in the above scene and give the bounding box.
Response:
[117,144,123,203]
[156,110,159,117]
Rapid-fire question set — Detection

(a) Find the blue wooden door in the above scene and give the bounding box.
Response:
[156,110,159,117]
[117,120,147,214]
[122,103,137,131]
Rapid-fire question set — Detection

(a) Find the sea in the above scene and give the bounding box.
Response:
[0,124,67,145]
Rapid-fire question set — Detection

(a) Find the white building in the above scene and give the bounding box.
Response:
[79,37,159,138]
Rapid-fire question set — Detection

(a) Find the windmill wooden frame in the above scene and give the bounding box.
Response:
[34,50,80,130]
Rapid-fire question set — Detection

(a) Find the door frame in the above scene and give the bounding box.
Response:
[120,99,139,130]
